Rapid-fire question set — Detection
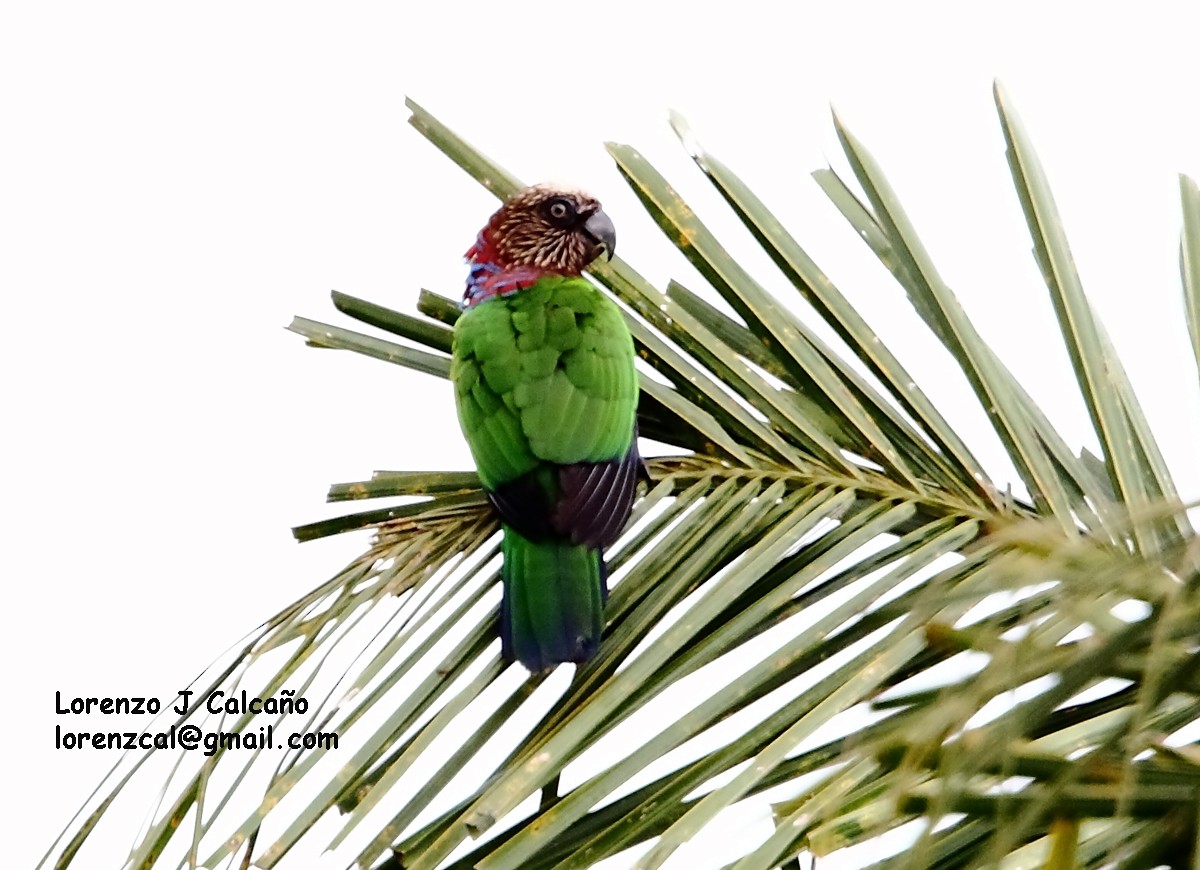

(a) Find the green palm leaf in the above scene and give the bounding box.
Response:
[40,88,1200,870]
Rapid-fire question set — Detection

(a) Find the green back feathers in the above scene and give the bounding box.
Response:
[451,276,638,490]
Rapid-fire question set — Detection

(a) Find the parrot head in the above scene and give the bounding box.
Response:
[466,184,616,275]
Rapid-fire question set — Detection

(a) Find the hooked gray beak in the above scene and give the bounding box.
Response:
[582,209,616,261]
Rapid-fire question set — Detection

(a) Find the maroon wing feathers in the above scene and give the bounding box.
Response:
[488,441,645,550]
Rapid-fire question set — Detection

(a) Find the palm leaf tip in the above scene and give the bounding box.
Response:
[1181,173,1200,388]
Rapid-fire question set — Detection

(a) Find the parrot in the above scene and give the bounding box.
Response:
[450,184,642,672]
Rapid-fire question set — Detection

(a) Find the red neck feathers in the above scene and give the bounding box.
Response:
[462,226,555,309]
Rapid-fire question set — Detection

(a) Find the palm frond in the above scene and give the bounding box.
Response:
[995,82,1188,553]
[40,86,1200,870]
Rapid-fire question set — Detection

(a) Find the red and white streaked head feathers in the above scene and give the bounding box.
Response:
[466,184,616,275]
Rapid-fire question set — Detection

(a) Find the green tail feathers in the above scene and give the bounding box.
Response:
[500,525,605,672]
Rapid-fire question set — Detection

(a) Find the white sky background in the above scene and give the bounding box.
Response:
[4,2,1200,868]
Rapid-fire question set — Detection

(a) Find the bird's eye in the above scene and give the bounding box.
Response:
[543,197,575,226]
